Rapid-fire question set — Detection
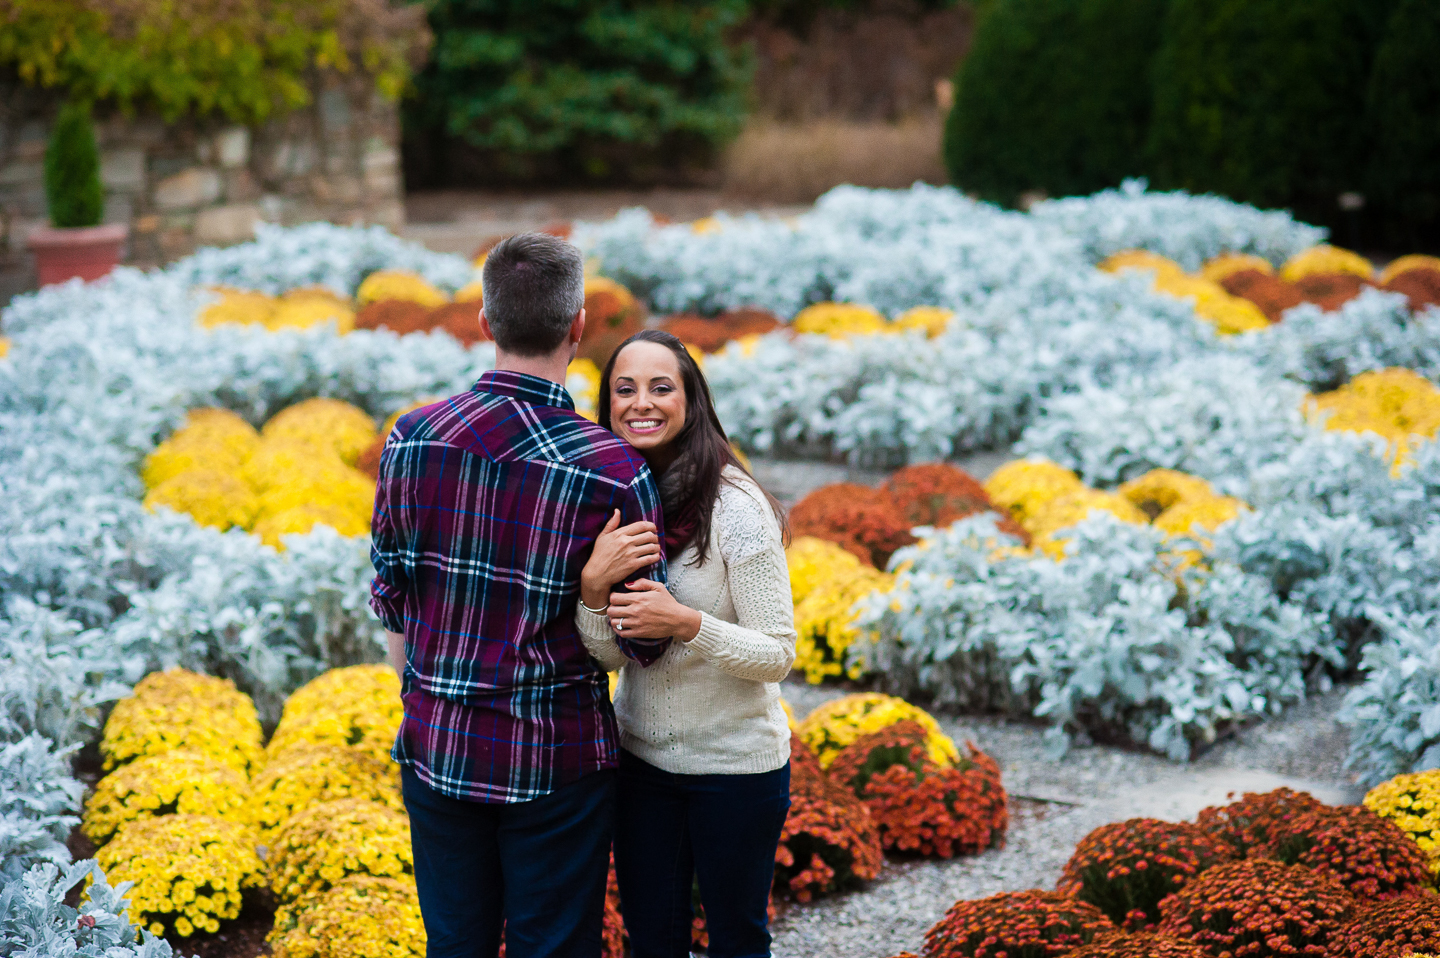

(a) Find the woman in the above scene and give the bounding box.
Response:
[575,329,795,958]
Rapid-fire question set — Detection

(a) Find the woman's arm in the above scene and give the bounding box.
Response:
[576,603,630,672]
[685,485,796,683]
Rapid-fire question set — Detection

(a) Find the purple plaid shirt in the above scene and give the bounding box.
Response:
[370,370,668,803]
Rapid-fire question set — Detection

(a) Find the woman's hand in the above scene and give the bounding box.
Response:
[608,579,702,642]
[580,511,661,611]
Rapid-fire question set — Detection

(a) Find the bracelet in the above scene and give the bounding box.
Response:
[578,598,609,615]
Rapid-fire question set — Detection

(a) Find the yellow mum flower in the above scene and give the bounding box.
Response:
[267,291,357,334]
[454,278,485,303]
[357,270,448,308]
[1280,244,1375,283]
[261,398,377,465]
[891,306,954,338]
[1194,295,1271,336]
[197,288,276,328]
[1307,368,1440,470]
[254,504,370,549]
[567,358,602,421]
[785,536,865,606]
[1119,468,1217,519]
[791,302,889,339]
[267,798,413,902]
[101,669,264,773]
[797,692,958,770]
[255,467,374,526]
[0,337,10,359]
[142,411,260,489]
[1379,254,1440,286]
[266,665,404,764]
[690,217,722,235]
[1151,272,1232,309]
[1200,253,1274,283]
[92,814,264,937]
[143,470,259,532]
[1364,769,1440,881]
[1028,488,1148,558]
[83,749,249,845]
[269,875,426,958]
[244,744,402,842]
[984,458,1085,529]
[240,438,346,493]
[1153,496,1246,538]
[792,563,894,684]
[1098,250,1186,279]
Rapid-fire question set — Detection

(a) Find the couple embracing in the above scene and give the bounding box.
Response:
[370,233,796,958]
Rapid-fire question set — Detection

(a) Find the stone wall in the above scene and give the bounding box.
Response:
[0,74,404,292]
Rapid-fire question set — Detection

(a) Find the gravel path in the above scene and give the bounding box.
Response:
[771,680,1362,958]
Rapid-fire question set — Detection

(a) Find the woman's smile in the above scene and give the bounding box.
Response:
[609,340,688,464]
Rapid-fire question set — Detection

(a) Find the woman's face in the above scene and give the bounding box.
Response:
[609,341,688,454]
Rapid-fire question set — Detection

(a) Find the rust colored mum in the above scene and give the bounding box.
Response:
[1326,894,1440,958]
[1156,859,1354,957]
[1220,270,1305,322]
[775,733,883,902]
[1295,272,1373,312]
[789,483,915,568]
[660,308,784,353]
[1257,804,1431,899]
[1059,818,1234,929]
[1383,267,1440,313]
[578,279,645,367]
[1195,787,1324,856]
[884,464,1032,545]
[1065,932,1208,958]
[925,890,1115,958]
[354,299,436,337]
[427,301,487,346]
[829,721,1007,859]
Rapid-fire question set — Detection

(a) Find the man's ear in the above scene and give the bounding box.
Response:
[569,308,586,346]
[479,307,494,343]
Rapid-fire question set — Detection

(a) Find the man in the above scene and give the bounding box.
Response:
[370,233,669,958]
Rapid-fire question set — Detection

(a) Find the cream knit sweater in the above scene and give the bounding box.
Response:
[576,466,795,775]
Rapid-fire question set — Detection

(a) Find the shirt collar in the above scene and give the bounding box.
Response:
[474,369,577,412]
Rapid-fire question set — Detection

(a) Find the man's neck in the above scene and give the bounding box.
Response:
[493,348,573,387]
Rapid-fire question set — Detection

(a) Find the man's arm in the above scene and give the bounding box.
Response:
[370,433,411,648]
[386,630,406,679]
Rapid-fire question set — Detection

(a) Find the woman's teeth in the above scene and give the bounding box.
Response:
[628,419,663,431]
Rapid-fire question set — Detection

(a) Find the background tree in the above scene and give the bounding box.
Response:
[943,0,1169,206]
[405,0,753,186]
[1364,0,1440,247]
[1146,0,1397,228]
[43,101,103,229]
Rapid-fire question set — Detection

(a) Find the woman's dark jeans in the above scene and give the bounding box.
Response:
[614,749,791,958]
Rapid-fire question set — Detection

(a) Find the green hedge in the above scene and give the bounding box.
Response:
[943,0,1169,206]
[1146,0,1394,224]
[408,0,753,184]
[1365,0,1440,246]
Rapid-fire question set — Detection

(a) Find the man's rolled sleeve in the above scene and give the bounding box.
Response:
[369,444,409,634]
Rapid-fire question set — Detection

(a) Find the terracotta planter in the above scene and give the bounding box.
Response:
[27,223,128,286]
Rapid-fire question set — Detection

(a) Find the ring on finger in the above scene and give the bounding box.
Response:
[616,618,625,632]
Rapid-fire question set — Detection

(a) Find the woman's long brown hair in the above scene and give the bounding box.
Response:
[599,329,788,565]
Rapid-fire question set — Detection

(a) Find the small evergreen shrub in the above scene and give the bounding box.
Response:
[44,102,103,230]
[943,0,1169,205]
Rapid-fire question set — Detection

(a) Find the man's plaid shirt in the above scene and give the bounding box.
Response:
[370,370,668,803]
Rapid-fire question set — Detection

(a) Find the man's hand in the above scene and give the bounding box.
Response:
[608,579,701,642]
[386,630,406,678]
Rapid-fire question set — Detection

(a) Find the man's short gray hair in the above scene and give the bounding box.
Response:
[481,233,586,356]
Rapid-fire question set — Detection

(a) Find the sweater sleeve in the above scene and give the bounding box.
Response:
[575,602,629,672]
[685,482,796,683]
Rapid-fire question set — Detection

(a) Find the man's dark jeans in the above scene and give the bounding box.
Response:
[613,750,791,958]
[402,765,617,958]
